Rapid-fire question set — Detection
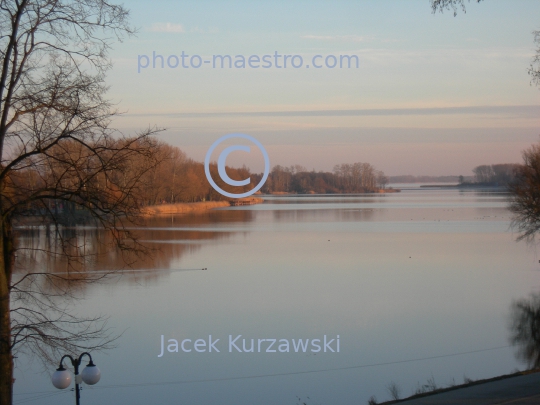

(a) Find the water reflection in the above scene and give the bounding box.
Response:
[12,190,540,405]
[509,293,540,369]
[272,207,375,222]
[14,210,255,285]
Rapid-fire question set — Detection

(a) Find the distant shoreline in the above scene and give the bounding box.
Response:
[419,183,508,189]
[141,190,404,216]
[267,188,400,195]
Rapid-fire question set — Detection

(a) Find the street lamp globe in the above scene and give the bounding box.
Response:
[81,361,101,385]
[51,366,72,389]
[52,352,101,404]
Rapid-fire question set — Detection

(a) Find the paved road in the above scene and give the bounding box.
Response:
[398,372,540,405]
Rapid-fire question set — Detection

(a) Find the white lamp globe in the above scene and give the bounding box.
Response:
[51,367,72,389]
[81,362,101,385]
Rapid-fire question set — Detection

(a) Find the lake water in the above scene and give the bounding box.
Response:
[13,187,540,405]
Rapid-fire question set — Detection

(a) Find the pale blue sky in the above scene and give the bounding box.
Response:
[107,0,540,175]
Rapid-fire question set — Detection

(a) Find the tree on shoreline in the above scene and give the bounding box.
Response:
[431,0,540,243]
[0,1,165,403]
[509,143,540,241]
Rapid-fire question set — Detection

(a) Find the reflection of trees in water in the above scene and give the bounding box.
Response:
[14,210,254,285]
[509,293,540,369]
[266,196,387,205]
[10,210,254,369]
[272,208,375,223]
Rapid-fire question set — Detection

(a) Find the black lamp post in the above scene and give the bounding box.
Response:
[51,352,101,405]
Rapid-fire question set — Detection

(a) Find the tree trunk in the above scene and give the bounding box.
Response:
[0,215,13,405]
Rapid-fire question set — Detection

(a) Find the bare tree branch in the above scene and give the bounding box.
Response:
[431,0,484,16]
[529,31,540,88]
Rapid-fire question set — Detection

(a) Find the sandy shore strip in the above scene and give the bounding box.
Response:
[142,197,263,216]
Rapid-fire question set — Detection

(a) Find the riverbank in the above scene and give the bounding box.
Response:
[141,197,263,216]
[374,369,540,405]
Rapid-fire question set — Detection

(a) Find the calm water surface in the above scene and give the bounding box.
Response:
[13,187,540,405]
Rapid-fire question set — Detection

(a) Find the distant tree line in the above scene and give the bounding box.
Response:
[124,142,254,205]
[387,165,521,186]
[9,140,256,217]
[139,150,390,199]
[12,141,390,212]
[252,163,388,194]
[142,152,390,200]
[12,137,523,208]
[470,164,521,186]
[388,175,470,183]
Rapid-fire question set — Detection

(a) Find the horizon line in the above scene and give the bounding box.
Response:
[123,105,540,118]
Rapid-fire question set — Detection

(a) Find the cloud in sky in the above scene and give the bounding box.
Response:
[148,22,185,33]
[124,105,540,119]
[302,34,372,42]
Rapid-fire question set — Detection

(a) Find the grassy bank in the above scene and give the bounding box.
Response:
[142,197,263,216]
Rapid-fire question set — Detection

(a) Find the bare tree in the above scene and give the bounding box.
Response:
[473,165,494,183]
[377,171,389,190]
[0,1,166,404]
[509,293,540,369]
[509,143,540,241]
[386,381,401,401]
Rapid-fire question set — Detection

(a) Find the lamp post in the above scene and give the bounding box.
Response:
[51,352,101,405]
